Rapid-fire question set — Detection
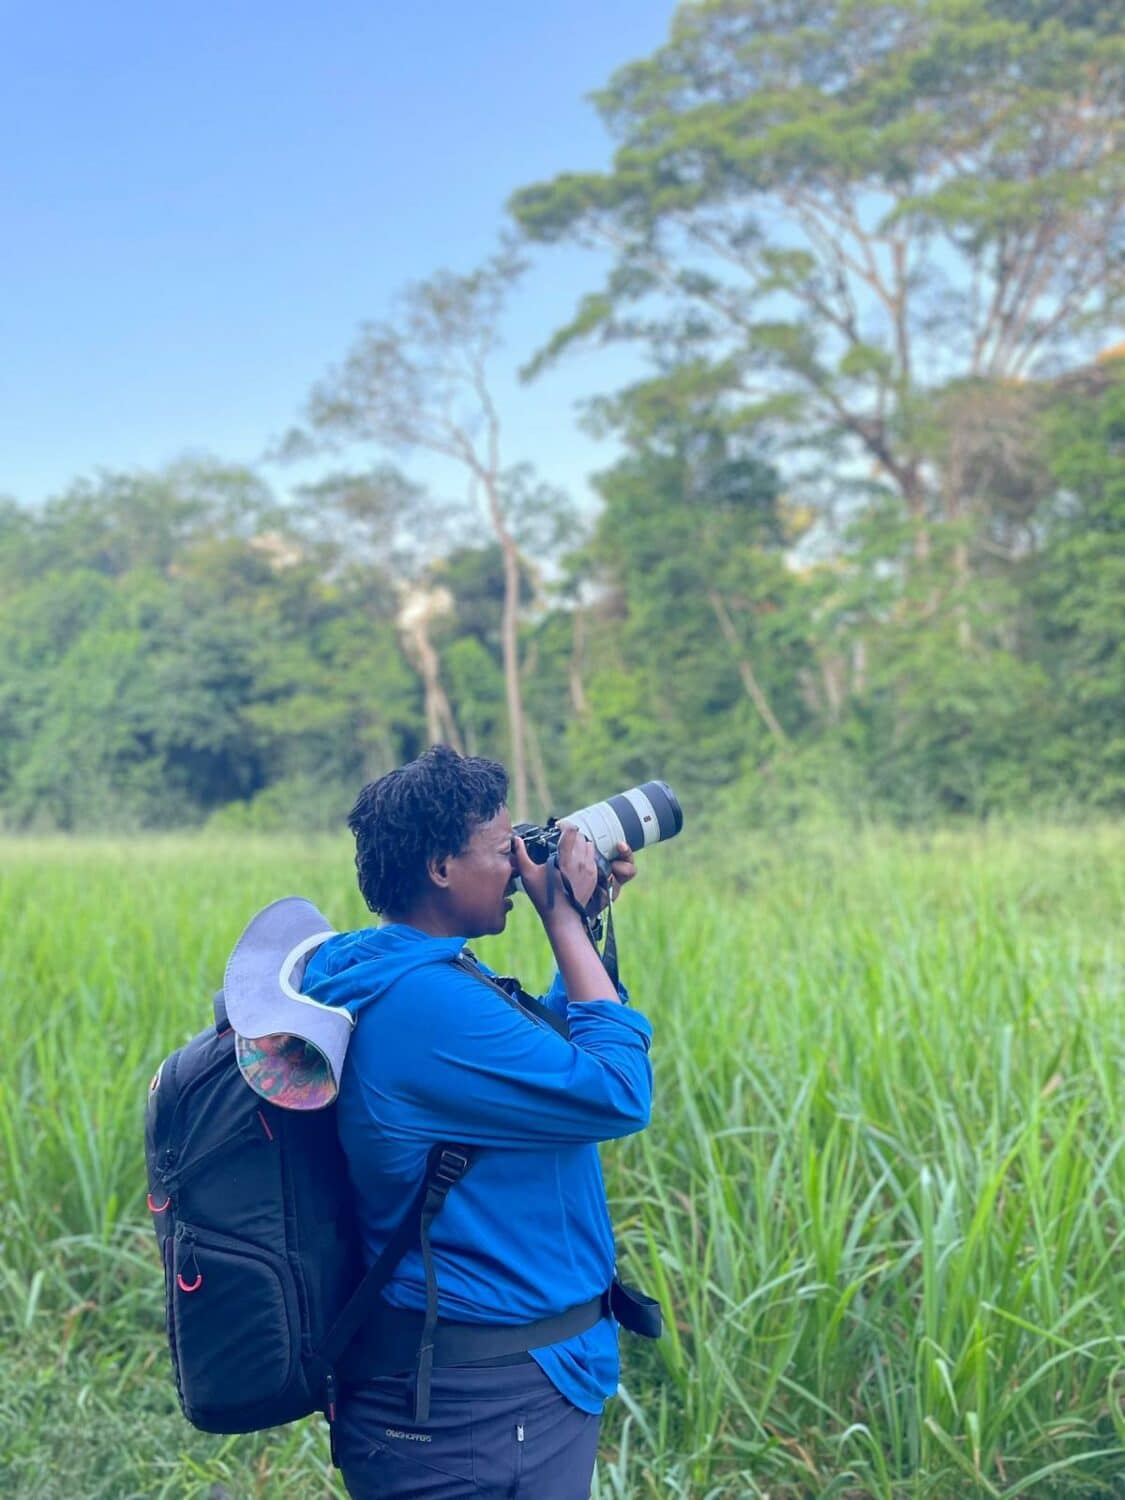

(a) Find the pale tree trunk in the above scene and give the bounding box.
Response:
[403,616,463,753]
[820,654,845,724]
[476,370,530,817]
[706,588,788,746]
[503,534,528,814]
[477,473,529,819]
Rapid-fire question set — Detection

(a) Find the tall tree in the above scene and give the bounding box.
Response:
[283,249,541,817]
[511,0,1124,580]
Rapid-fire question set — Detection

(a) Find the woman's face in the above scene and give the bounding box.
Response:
[443,806,518,937]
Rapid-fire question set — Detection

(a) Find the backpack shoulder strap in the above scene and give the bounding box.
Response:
[412,1143,474,1420]
[453,952,569,1039]
[312,1142,476,1410]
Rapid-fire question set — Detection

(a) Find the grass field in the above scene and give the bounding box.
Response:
[0,826,1122,1498]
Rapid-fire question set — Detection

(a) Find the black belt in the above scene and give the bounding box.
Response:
[339,1290,610,1383]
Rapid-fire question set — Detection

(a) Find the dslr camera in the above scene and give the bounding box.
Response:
[514,780,683,885]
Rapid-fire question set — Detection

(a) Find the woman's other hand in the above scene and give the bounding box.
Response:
[597,840,636,912]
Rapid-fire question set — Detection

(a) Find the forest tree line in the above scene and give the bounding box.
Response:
[2,0,1122,832]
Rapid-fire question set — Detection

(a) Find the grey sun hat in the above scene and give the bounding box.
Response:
[222,896,352,1111]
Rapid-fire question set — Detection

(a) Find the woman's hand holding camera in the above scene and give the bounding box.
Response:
[513,824,636,929]
[512,825,637,1004]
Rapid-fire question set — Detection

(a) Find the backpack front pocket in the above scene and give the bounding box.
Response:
[171,1221,298,1416]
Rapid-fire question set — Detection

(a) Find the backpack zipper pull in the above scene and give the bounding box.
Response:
[516,1422,524,1443]
[176,1231,202,1293]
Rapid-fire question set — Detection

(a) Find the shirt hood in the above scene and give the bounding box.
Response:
[300,923,467,1018]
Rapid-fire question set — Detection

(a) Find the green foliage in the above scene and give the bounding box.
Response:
[576,423,809,798]
[0,464,422,830]
[4,355,1124,827]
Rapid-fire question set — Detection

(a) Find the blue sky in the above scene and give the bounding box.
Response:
[2,2,674,513]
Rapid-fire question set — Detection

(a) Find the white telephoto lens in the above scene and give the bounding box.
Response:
[562,782,682,860]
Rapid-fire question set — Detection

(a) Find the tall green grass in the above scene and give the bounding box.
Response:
[0,826,1121,1497]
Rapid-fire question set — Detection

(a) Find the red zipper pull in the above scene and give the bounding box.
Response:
[176,1237,202,1293]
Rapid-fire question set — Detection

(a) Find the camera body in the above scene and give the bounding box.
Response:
[514,780,683,876]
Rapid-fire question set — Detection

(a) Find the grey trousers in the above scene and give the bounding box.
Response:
[335,1360,602,1499]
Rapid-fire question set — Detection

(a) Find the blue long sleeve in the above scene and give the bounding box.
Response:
[538,967,630,1018]
[352,964,652,1149]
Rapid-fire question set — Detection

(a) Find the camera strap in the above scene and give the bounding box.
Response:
[454,953,570,1038]
[601,900,619,991]
[546,854,620,991]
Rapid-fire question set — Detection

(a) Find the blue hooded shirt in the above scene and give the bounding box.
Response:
[300,922,654,1414]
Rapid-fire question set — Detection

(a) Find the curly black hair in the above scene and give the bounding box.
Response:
[348,745,509,916]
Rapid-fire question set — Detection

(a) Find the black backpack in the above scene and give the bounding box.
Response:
[145,959,659,1439]
[147,987,489,1432]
